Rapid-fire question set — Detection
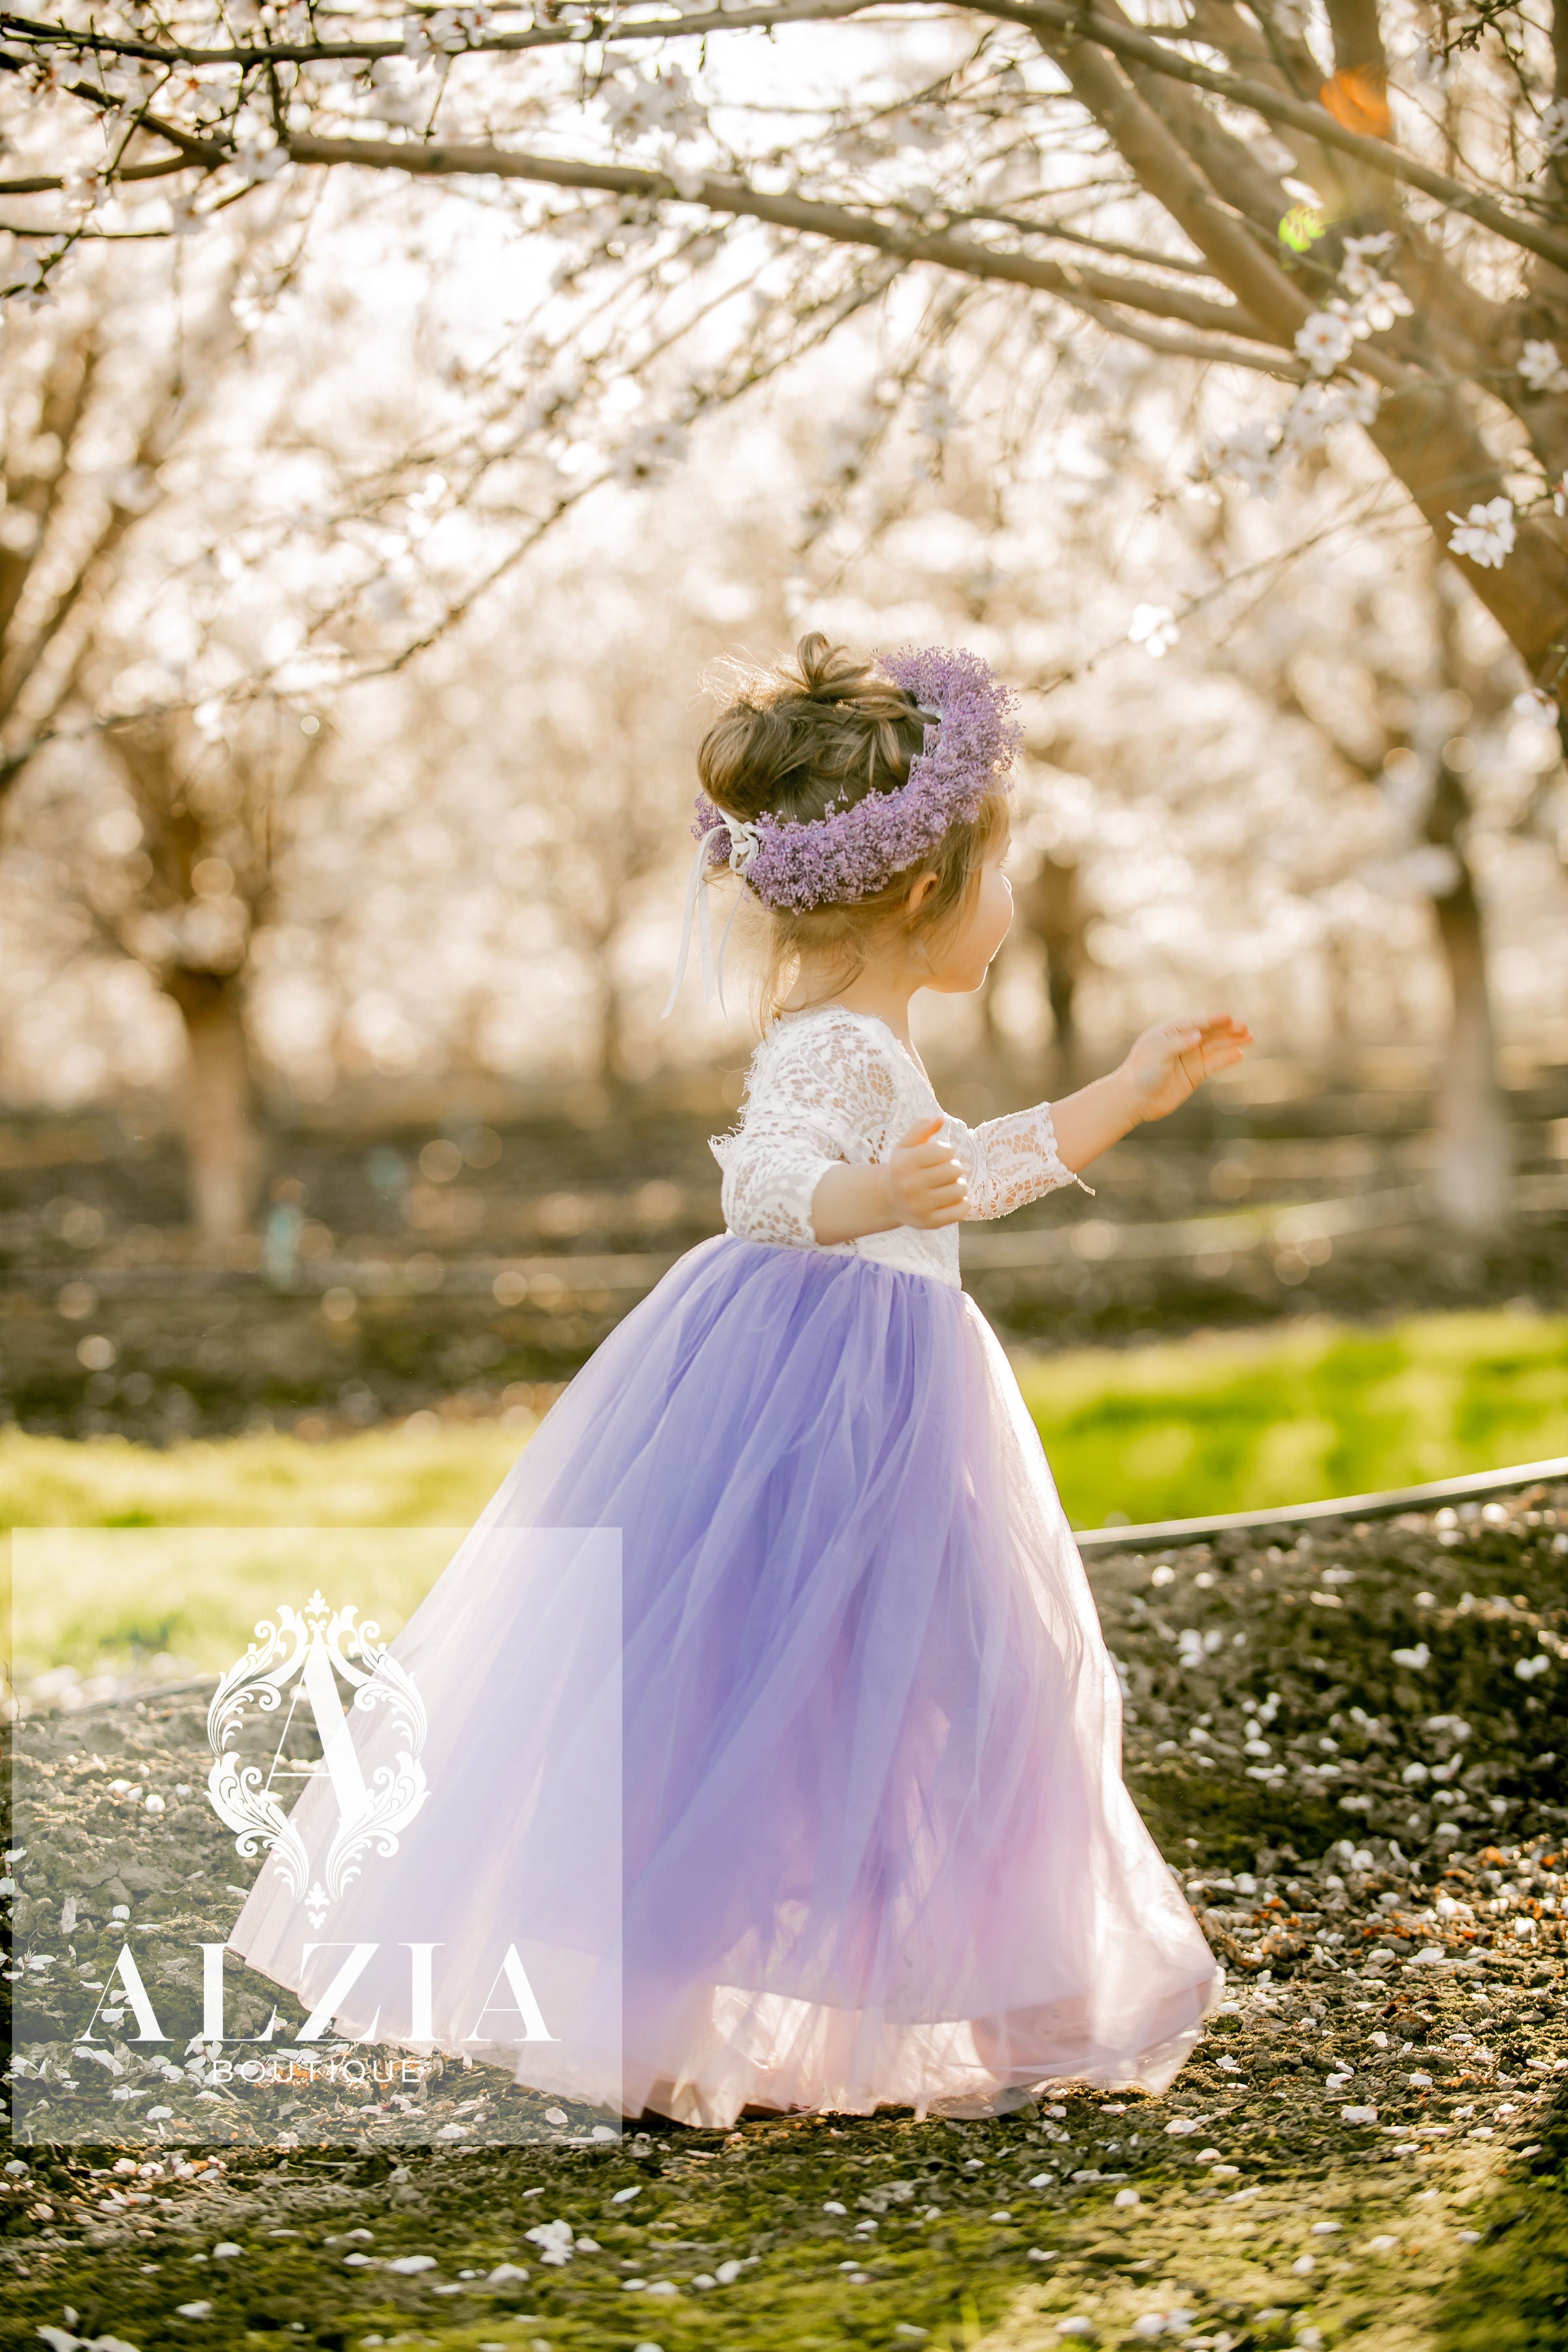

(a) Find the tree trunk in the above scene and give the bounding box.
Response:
[1019,854,1090,1082]
[595,956,627,1094]
[164,969,262,1253]
[1428,844,1512,1235]
[1422,571,1512,1236]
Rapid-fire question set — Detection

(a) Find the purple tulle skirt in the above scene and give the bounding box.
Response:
[231,1234,1218,2126]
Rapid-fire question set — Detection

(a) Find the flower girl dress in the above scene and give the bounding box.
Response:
[229,1002,1218,2127]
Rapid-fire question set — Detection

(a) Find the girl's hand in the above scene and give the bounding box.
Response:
[1117,1015,1253,1126]
[877,1114,969,1228]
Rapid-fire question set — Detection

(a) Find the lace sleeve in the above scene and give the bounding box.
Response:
[950,1100,1096,1222]
[708,1013,902,1249]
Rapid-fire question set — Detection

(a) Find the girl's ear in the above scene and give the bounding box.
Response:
[906,870,939,915]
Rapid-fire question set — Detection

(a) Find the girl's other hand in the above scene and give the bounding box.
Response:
[1118,1015,1253,1126]
[878,1114,969,1228]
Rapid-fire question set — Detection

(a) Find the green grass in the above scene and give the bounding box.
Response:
[0,1418,524,1685]
[3,1311,1564,1681]
[1014,1307,1568,1528]
[0,1414,524,1532]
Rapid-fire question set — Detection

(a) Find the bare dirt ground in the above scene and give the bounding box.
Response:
[3,1067,1567,1443]
[5,1482,1567,2349]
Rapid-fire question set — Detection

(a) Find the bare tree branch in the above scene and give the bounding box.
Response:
[972,0,1568,274]
[1059,291,1301,374]
[281,130,1282,342]
[1034,26,1311,340]
[0,0,887,69]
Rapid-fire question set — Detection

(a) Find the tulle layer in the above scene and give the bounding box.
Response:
[229,1233,1218,2125]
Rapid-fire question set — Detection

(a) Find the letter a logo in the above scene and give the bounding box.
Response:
[206,1591,429,1925]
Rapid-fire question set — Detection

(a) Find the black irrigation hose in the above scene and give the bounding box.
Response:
[1073,1453,1568,1554]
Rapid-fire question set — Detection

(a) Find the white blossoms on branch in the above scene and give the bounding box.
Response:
[1206,372,1379,500]
[1294,311,1357,375]
[1446,497,1516,569]
[1282,373,1380,446]
[1128,604,1179,657]
[1335,233,1413,336]
[602,65,704,144]
[915,373,962,448]
[1283,240,1413,389]
[60,159,106,214]
[1540,96,1568,157]
[1212,418,1284,498]
[612,419,691,484]
[1518,339,1568,394]
[403,8,488,56]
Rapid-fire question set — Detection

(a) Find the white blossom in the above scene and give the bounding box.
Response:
[887,106,947,152]
[1336,373,1383,427]
[613,421,691,484]
[1128,603,1179,657]
[1342,278,1413,336]
[915,373,962,446]
[60,160,106,214]
[1333,241,1412,336]
[1339,232,1396,284]
[1518,339,1568,394]
[403,8,487,56]
[1540,97,1568,156]
[233,133,286,184]
[1514,686,1560,721]
[1294,311,1356,375]
[602,66,703,144]
[1446,497,1515,568]
[1210,417,1283,496]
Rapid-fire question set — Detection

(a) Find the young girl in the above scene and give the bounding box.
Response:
[230,635,1250,2131]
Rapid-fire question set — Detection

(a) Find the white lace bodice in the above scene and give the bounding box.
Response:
[709,1005,1090,1289]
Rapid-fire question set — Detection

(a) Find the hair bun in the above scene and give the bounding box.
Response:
[696,633,927,828]
[791,632,870,705]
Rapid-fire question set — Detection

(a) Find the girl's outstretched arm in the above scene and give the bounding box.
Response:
[1049,1015,1254,1172]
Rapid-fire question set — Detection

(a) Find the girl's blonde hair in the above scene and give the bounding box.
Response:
[697,633,1009,1025]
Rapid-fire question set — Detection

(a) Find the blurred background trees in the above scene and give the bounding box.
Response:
[1,0,1566,1298]
[12,0,1568,689]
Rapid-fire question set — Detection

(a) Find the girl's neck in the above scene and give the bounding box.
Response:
[783,968,921,1046]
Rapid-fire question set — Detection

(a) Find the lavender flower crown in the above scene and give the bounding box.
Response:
[696,644,1021,912]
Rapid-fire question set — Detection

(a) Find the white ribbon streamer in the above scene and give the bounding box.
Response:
[660,816,760,1021]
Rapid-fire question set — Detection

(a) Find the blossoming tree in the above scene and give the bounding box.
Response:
[7,0,1568,711]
